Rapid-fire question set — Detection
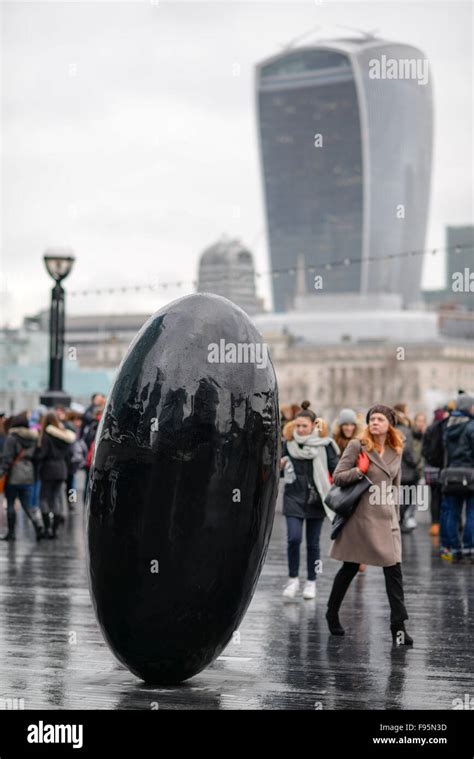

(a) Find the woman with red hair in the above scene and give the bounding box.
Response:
[326,404,413,646]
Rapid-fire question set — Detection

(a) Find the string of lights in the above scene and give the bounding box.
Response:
[68,243,470,297]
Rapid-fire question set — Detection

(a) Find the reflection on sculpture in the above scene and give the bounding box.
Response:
[86,293,280,683]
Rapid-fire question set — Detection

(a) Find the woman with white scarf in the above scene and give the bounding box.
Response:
[281,401,340,600]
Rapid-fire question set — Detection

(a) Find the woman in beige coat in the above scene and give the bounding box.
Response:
[326,404,413,646]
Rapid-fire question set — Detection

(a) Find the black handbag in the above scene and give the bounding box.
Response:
[325,441,373,539]
[325,474,373,518]
[440,467,474,495]
[326,475,373,540]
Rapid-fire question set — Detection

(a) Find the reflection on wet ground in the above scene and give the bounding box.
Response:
[0,489,472,709]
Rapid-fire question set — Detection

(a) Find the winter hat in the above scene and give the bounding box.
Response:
[338,408,357,426]
[456,393,474,413]
[8,412,29,429]
[366,404,397,427]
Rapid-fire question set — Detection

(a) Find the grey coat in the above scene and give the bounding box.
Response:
[329,438,402,567]
[0,427,39,485]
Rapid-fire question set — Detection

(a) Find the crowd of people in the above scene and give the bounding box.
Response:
[279,393,474,641]
[0,393,106,541]
[1,388,472,644]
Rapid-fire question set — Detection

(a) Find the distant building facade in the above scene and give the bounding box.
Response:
[197,236,263,315]
[3,286,472,419]
[423,225,474,311]
[256,38,433,311]
[439,309,474,340]
[265,332,474,421]
[253,293,439,344]
[0,312,135,413]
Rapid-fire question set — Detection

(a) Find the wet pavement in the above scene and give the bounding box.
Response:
[0,483,472,710]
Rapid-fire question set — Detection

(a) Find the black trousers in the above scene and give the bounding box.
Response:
[429,484,441,524]
[327,561,408,626]
[40,480,64,516]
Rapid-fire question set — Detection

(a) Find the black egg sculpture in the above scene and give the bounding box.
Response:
[86,293,280,683]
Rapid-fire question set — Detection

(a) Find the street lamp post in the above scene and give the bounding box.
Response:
[40,248,75,408]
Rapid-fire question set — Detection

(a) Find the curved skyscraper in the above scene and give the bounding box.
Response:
[256,38,433,312]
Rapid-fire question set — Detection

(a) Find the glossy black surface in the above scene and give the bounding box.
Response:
[86,293,280,683]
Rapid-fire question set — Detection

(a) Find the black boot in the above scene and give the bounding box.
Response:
[325,610,345,636]
[29,507,45,541]
[391,621,413,646]
[51,514,59,539]
[0,511,16,541]
[33,521,45,541]
[42,512,54,539]
[326,563,359,636]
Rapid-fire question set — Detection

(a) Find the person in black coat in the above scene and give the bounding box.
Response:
[422,407,449,537]
[0,412,44,541]
[394,404,419,532]
[280,401,340,600]
[37,412,76,538]
[80,393,106,443]
[441,393,474,562]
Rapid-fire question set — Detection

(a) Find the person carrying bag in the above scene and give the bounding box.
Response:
[325,405,413,647]
[325,440,372,539]
[439,394,474,562]
[0,448,25,494]
[0,412,44,541]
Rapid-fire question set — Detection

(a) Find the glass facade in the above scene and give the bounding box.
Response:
[257,49,363,312]
[256,41,433,312]
[356,43,433,306]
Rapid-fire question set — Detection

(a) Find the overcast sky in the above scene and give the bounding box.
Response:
[1,0,472,327]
